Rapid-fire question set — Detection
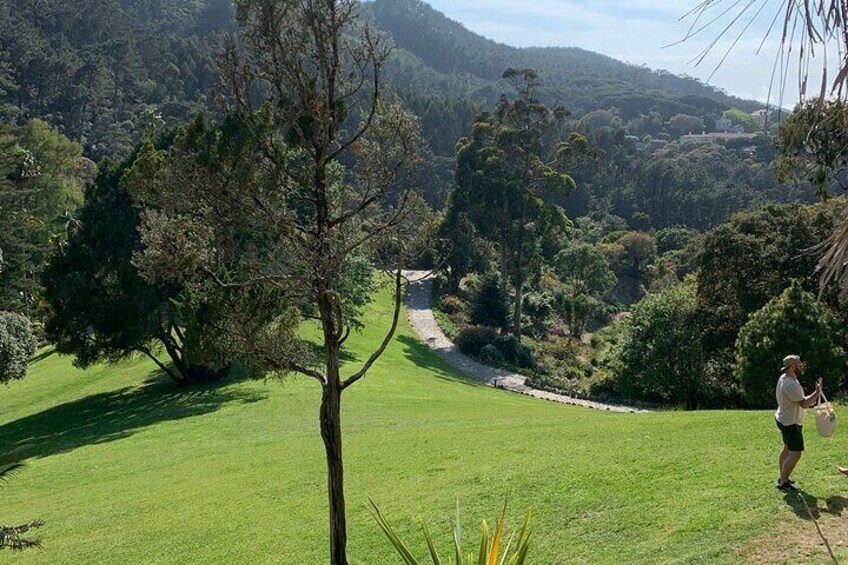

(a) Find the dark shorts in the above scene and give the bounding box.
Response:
[776,420,805,452]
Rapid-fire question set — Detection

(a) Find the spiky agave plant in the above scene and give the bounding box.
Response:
[0,450,44,551]
[369,497,531,565]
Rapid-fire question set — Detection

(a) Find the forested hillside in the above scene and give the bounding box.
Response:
[0,0,232,160]
[1,0,765,160]
[0,0,817,325]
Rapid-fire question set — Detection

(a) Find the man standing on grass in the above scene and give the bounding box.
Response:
[775,355,823,492]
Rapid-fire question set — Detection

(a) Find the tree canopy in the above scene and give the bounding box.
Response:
[0,312,37,385]
[0,120,86,315]
[42,152,227,385]
[735,283,847,407]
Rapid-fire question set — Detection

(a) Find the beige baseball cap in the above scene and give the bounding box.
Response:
[783,355,802,370]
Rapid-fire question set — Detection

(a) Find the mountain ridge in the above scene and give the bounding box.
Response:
[368,0,763,115]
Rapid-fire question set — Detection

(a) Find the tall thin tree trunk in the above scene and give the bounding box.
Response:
[513,281,523,338]
[320,338,348,565]
[499,245,510,335]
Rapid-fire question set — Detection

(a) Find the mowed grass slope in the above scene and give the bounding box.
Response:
[3,288,848,564]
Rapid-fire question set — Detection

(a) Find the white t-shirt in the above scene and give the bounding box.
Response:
[775,373,805,426]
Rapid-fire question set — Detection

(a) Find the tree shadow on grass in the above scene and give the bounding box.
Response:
[395,335,483,388]
[783,490,848,520]
[29,349,55,364]
[0,371,267,461]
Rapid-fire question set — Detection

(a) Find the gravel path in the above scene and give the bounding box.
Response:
[403,271,648,414]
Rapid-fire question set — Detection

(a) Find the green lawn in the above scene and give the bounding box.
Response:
[3,290,848,564]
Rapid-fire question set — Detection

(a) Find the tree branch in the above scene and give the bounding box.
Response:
[290,362,327,384]
[139,347,188,385]
[341,267,404,390]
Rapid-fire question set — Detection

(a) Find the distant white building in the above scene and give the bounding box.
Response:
[680,133,713,145]
[751,108,769,127]
[679,132,758,145]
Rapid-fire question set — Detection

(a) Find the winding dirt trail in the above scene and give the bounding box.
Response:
[403,271,648,414]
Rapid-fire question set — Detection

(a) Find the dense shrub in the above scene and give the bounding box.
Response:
[522,291,554,338]
[469,272,509,328]
[656,227,697,254]
[558,361,589,380]
[735,283,847,407]
[601,231,657,278]
[539,336,584,362]
[592,302,621,327]
[480,344,504,365]
[491,335,535,369]
[697,201,848,362]
[439,294,466,315]
[554,293,598,338]
[528,372,588,397]
[612,282,716,410]
[456,326,499,356]
[433,309,459,341]
[0,312,38,384]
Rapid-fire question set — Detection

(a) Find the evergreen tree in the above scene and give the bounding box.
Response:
[0,120,85,315]
[469,272,510,329]
[0,311,37,385]
[614,282,712,410]
[42,155,226,386]
[735,283,847,407]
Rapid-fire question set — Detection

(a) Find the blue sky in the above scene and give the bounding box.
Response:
[424,0,822,104]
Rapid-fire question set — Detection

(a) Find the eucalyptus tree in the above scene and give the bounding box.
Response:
[452,68,575,337]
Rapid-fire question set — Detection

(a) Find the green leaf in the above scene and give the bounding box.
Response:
[368,499,421,565]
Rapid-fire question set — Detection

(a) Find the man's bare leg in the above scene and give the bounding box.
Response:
[779,445,789,479]
[780,451,803,485]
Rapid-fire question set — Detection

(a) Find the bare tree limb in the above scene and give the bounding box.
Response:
[341,267,404,391]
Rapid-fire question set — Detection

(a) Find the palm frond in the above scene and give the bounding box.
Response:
[0,447,33,488]
[815,213,848,300]
[0,521,45,551]
[0,462,26,485]
[0,449,43,552]
[682,1,848,105]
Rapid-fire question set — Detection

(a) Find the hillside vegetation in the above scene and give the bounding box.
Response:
[3,3,845,562]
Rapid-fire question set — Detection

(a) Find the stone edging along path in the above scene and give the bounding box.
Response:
[403,271,649,414]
